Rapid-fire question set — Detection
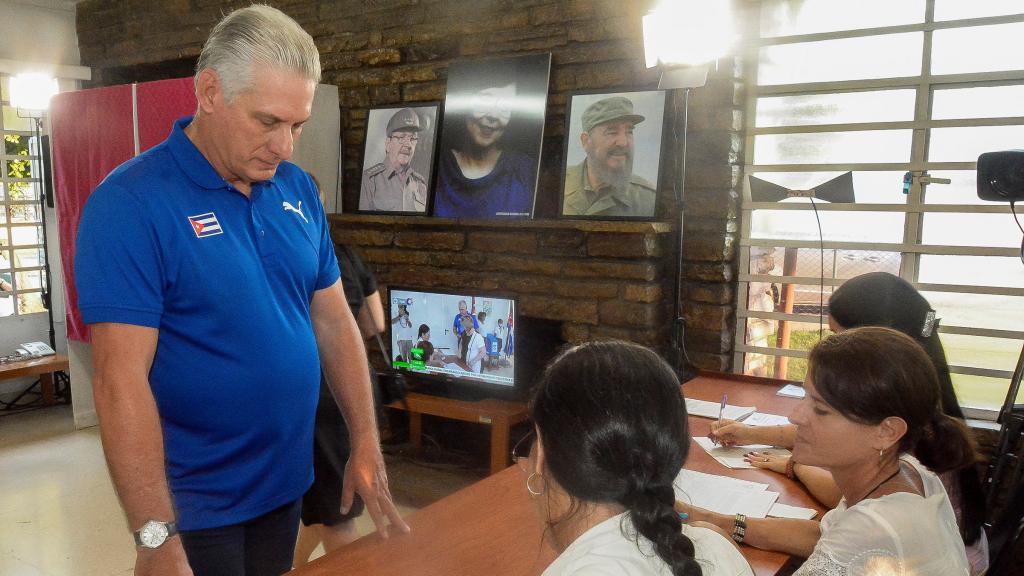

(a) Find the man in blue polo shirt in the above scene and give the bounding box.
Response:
[75,6,407,575]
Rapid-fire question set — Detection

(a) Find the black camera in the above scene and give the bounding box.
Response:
[978,150,1024,202]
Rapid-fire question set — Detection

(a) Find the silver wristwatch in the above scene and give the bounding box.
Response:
[133,519,179,549]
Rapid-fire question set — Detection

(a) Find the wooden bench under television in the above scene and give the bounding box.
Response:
[386,392,529,475]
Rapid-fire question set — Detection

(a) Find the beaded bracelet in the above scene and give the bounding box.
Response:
[732,513,747,543]
[785,458,797,480]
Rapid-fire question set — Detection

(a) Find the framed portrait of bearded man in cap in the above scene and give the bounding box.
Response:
[559,90,667,220]
[359,103,440,214]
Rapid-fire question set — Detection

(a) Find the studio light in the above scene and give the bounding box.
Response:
[643,0,737,89]
[10,72,58,112]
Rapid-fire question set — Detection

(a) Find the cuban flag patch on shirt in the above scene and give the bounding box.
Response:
[188,212,223,238]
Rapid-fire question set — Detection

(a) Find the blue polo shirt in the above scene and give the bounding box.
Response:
[75,117,340,531]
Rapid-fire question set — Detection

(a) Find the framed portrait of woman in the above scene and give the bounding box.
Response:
[433,53,551,219]
[358,103,441,215]
[559,89,667,220]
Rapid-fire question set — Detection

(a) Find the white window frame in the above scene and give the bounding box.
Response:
[734,5,1024,420]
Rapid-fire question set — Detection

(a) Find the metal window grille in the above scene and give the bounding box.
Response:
[734,2,1024,419]
[0,73,47,318]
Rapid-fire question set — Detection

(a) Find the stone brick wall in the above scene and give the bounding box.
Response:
[75,0,747,370]
[332,215,674,352]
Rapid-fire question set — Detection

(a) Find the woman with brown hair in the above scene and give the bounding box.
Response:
[711,272,988,574]
[683,327,973,575]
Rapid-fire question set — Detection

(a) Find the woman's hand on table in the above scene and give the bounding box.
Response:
[744,451,790,475]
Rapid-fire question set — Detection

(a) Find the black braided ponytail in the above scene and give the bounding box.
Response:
[530,340,702,576]
[627,485,702,576]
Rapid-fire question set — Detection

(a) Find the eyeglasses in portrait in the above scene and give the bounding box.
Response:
[358,103,440,215]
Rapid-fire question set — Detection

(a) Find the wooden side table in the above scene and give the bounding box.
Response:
[386,392,529,475]
[0,354,70,406]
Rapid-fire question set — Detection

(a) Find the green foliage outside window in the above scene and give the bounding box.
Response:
[4,133,31,199]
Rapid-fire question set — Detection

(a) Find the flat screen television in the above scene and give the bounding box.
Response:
[388,287,521,400]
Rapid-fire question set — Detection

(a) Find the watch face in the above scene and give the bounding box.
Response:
[139,521,169,548]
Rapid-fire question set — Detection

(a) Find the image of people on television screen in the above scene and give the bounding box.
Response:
[391,303,415,362]
[391,290,515,386]
[452,300,479,350]
[413,324,448,368]
[460,316,486,373]
[495,318,507,359]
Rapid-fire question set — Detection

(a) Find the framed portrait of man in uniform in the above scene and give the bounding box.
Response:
[358,102,441,214]
[559,90,667,220]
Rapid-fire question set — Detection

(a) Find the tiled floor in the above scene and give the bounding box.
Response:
[0,405,481,575]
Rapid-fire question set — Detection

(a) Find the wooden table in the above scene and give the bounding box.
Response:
[296,373,821,576]
[0,354,69,406]
[387,392,530,475]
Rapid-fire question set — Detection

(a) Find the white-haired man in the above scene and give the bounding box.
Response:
[75,6,407,575]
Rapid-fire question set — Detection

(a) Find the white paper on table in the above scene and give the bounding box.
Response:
[685,398,756,421]
[673,468,780,518]
[673,469,777,517]
[743,412,791,427]
[768,502,818,520]
[731,490,780,518]
[694,437,792,469]
[777,384,806,398]
[675,468,769,493]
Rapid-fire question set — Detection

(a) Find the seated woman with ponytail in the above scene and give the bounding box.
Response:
[521,340,753,576]
[711,272,988,574]
[684,327,973,575]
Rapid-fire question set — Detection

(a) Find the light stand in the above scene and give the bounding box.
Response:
[659,64,709,382]
[985,342,1024,569]
[11,109,58,353]
[976,149,1024,566]
[26,114,57,352]
[642,0,735,381]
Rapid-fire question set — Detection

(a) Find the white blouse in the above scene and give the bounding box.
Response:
[794,455,970,576]
[543,512,753,576]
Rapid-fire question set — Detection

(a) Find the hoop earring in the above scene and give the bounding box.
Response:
[527,472,545,496]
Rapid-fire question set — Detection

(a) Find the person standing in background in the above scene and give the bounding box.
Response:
[452,299,478,352]
[391,304,415,363]
[460,316,486,374]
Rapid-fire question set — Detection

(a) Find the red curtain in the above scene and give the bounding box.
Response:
[50,77,197,341]
[136,77,196,152]
[50,85,134,342]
